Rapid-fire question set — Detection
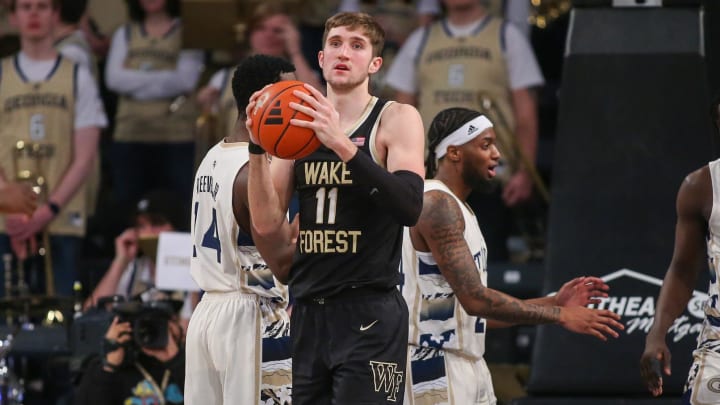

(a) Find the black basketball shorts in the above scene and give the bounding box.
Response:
[291,287,409,405]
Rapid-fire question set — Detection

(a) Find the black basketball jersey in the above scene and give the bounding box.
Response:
[290,97,401,299]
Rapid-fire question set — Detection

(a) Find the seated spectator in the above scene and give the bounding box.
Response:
[84,190,190,316]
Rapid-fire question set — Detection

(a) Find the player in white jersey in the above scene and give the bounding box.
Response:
[402,107,625,405]
[641,157,720,404]
[185,55,297,404]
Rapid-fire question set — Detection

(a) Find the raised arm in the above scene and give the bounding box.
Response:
[85,228,138,309]
[289,86,425,226]
[234,158,296,284]
[640,167,710,396]
[247,155,297,284]
[245,87,298,283]
[413,190,623,339]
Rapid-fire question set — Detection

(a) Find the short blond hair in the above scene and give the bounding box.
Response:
[322,12,385,57]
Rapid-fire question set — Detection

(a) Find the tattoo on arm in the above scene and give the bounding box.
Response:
[422,191,560,325]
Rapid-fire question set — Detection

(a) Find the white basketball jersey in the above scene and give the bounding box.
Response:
[699,159,720,350]
[402,180,488,360]
[190,141,288,301]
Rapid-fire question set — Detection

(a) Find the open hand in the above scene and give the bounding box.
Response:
[555,276,609,307]
[114,228,139,262]
[289,84,344,152]
[559,306,624,341]
[245,84,275,144]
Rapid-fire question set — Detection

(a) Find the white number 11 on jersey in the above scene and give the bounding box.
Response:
[315,187,338,225]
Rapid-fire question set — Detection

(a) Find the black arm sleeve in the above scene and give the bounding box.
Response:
[345,150,424,226]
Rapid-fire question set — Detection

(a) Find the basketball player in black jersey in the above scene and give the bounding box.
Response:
[246,11,425,405]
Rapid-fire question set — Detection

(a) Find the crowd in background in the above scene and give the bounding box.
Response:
[18,0,564,291]
[0,0,565,345]
[0,0,569,403]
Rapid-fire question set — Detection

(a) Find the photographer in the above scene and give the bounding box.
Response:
[75,303,185,404]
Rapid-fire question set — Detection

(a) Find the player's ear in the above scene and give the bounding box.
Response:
[446,146,461,162]
[368,56,382,74]
[318,50,325,69]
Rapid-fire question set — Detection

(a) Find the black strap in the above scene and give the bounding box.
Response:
[102,337,123,355]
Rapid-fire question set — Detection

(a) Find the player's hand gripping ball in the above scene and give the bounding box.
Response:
[250,80,321,159]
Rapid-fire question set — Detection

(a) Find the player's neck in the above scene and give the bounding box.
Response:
[225,121,250,144]
[434,170,471,201]
[20,37,57,61]
[327,86,373,130]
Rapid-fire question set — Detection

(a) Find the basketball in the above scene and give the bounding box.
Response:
[250,80,321,159]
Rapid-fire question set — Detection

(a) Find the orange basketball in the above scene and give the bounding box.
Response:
[250,80,321,159]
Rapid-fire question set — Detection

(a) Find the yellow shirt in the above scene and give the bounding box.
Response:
[0,55,86,236]
[114,22,197,143]
[417,17,518,176]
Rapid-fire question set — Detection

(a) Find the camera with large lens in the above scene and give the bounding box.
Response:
[71,296,176,358]
[112,300,173,350]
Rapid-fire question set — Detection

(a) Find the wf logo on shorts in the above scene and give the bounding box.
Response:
[370,361,403,402]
